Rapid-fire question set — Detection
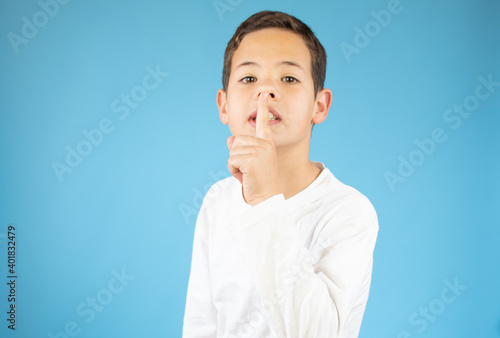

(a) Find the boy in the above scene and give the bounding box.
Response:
[183,10,378,338]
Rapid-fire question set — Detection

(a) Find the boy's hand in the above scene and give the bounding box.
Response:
[227,92,280,206]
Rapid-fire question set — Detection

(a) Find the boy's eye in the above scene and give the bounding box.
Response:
[241,76,256,84]
[282,76,298,84]
[240,76,298,84]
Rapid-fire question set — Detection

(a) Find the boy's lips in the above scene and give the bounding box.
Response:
[248,106,281,127]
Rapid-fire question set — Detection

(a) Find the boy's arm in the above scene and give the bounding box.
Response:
[183,200,217,338]
[228,193,378,337]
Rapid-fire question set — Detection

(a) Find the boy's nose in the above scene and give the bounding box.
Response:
[257,89,277,100]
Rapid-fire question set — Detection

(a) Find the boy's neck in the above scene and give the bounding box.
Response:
[275,142,321,200]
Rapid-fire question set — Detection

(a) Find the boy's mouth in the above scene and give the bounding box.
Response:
[248,107,281,126]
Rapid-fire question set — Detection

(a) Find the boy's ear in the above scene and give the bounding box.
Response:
[217,89,229,125]
[312,88,332,124]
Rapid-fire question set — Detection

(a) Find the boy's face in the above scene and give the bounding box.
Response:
[217,28,331,149]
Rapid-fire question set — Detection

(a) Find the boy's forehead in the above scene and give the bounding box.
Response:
[232,28,311,72]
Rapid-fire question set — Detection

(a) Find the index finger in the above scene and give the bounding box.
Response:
[256,92,271,139]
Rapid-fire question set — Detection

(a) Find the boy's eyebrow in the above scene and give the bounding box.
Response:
[235,61,305,71]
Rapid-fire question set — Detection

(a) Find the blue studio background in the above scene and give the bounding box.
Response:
[0,0,499,337]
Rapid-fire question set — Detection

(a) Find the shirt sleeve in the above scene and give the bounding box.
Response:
[227,193,378,338]
[183,199,217,338]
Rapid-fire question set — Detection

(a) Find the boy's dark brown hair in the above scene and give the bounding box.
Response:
[222,10,327,97]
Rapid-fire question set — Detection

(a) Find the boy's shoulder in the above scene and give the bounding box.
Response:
[202,174,241,207]
[295,164,377,221]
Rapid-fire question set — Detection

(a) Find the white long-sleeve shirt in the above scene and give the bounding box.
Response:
[183,162,378,338]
